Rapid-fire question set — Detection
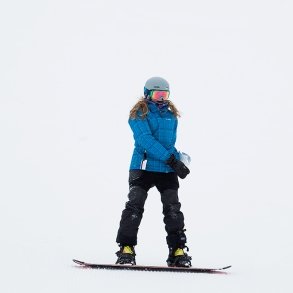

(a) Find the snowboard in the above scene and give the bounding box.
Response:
[73,259,231,274]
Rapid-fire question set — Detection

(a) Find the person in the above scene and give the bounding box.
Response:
[115,77,192,267]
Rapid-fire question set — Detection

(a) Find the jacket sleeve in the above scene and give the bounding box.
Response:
[129,118,171,162]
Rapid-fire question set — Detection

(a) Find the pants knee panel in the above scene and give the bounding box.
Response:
[125,186,148,216]
[161,189,179,204]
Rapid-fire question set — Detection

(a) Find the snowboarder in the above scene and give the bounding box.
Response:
[116,77,192,267]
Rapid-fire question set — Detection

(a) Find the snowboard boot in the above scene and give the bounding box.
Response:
[116,245,136,265]
[166,246,192,267]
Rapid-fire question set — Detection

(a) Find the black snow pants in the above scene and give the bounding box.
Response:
[116,170,187,248]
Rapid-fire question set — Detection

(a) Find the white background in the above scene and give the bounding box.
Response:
[1,0,292,292]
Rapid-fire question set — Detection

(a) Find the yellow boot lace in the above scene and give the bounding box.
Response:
[174,248,184,256]
[122,246,134,254]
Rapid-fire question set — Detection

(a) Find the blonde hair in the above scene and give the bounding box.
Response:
[129,97,181,119]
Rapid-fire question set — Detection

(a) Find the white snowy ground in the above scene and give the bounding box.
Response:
[1,1,293,292]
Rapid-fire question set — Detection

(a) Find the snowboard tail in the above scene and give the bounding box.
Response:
[73,259,231,274]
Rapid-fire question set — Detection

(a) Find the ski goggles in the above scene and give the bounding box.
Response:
[150,90,170,102]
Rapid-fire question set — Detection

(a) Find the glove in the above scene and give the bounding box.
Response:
[166,154,190,179]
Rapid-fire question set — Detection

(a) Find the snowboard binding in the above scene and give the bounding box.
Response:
[116,246,136,265]
[166,246,192,268]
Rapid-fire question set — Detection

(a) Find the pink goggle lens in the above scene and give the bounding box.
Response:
[150,90,170,101]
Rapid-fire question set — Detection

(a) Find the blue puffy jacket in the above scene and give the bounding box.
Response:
[129,101,180,172]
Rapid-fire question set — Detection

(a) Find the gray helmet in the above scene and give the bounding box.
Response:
[144,77,170,97]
